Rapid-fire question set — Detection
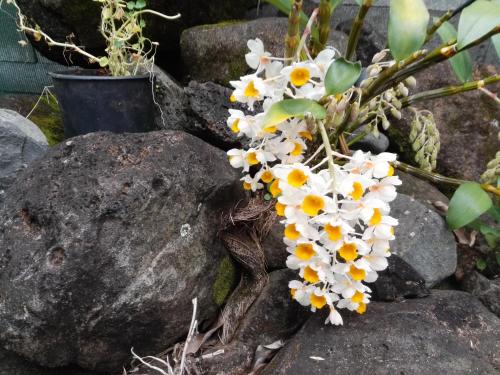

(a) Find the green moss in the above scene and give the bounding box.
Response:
[29,97,64,146]
[193,19,246,31]
[212,256,237,306]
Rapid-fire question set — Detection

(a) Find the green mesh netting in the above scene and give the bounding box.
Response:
[0,3,65,94]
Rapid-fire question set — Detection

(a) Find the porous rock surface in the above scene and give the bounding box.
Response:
[263,290,500,375]
[180,17,349,84]
[0,130,242,372]
[391,194,457,287]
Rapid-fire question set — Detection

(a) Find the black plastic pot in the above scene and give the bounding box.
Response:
[49,69,155,138]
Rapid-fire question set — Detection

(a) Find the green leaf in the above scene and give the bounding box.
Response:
[446,182,493,230]
[435,20,473,82]
[324,58,362,95]
[475,258,487,271]
[127,1,136,10]
[457,0,500,49]
[98,57,109,67]
[480,224,500,248]
[135,0,146,9]
[388,0,429,61]
[263,99,327,129]
[493,34,500,60]
[139,19,146,28]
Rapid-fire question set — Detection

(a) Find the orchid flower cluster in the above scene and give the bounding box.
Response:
[226,39,401,325]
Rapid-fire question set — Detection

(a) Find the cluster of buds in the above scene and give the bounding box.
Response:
[409,109,440,172]
[226,39,401,324]
[481,149,500,185]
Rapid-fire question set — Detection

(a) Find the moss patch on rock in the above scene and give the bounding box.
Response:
[213,255,238,306]
[29,98,64,146]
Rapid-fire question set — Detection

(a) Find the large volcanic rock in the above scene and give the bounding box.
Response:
[180,17,349,84]
[0,130,242,372]
[262,290,500,375]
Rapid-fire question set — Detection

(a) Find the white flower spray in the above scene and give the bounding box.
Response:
[226,38,401,325]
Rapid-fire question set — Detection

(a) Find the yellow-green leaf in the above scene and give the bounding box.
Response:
[435,20,472,82]
[324,58,362,96]
[457,0,500,49]
[446,182,493,230]
[263,99,326,128]
[388,0,429,61]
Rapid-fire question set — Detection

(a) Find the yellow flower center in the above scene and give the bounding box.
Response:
[387,165,394,176]
[351,291,364,303]
[230,119,240,133]
[246,152,259,166]
[325,224,342,241]
[349,265,366,281]
[269,179,282,198]
[275,202,286,216]
[230,94,237,103]
[244,80,260,98]
[303,266,319,283]
[299,131,313,141]
[261,170,274,183]
[295,243,316,261]
[390,227,395,236]
[310,294,327,309]
[243,182,252,191]
[290,67,311,87]
[301,195,325,216]
[338,242,358,261]
[369,208,382,226]
[356,302,367,314]
[290,142,303,156]
[264,125,278,134]
[291,288,297,299]
[351,182,364,201]
[287,169,308,188]
[284,223,300,240]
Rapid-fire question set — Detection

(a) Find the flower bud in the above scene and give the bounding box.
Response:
[390,108,402,120]
[405,76,417,89]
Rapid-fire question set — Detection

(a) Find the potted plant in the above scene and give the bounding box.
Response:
[4,0,180,137]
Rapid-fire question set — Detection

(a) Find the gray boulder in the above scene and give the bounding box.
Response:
[0,109,48,205]
[371,254,430,302]
[391,194,457,287]
[396,171,449,211]
[348,125,390,154]
[263,290,500,375]
[180,18,349,84]
[0,348,95,375]
[0,131,242,372]
[462,271,500,318]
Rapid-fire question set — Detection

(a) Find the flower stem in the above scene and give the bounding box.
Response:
[345,0,372,60]
[318,120,336,191]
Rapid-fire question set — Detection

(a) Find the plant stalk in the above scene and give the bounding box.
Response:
[311,0,333,58]
[345,0,372,60]
[394,161,500,196]
[401,75,500,108]
[318,120,337,190]
[285,0,303,63]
